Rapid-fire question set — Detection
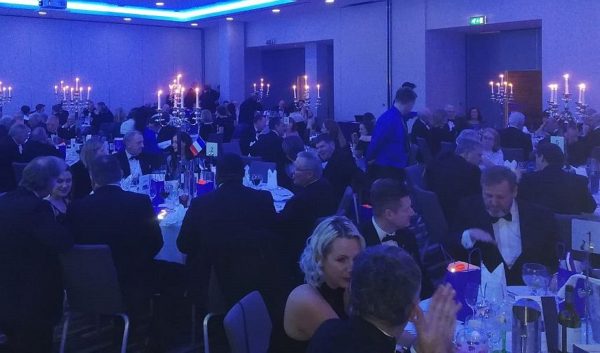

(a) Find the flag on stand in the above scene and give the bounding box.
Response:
[190,135,206,156]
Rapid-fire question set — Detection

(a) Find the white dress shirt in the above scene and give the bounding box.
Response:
[371,217,398,247]
[125,150,142,177]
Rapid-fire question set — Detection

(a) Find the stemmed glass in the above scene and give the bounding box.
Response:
[464,283,481,319]
[149,183,157,201]
[251,174,262,188]
[522,263,550,295]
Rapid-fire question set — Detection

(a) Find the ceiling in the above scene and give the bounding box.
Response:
[0,0,308,27]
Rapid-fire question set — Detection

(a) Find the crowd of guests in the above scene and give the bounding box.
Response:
[1,80,600,353]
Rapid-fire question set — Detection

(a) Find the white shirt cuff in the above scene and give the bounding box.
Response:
[461,230,474,249]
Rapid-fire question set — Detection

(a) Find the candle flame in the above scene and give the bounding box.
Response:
[305,85,309,90]
[292,85,296,89]
[317,84,320,88]
[489,81,494,85]
[508,83,513,87]
[158,90,163,95]
[563,74,569,79]
[87,86,91,90]
[499,74,504,78]
[195,87,200,93]
[579,83,586,90]
[177,74,182,78]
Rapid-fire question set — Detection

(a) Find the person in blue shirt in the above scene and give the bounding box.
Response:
[366,86,417,181]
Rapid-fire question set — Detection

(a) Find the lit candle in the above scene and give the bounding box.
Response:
[253,83,257,92]
[499,74,504,85]
[266,83,270,95]
[180,86,185,108]
[70,87,74,100]
[7,87,11,98]
[87,86,91,100]
[177,74,182,86]
[75,77,79,91]
[509,83,513,95]
[157,90,162,108]
[2,87,5,98]
[304,75,308,87]
[60,80,64,90]
[496,82,501,93]
[63,87,67,100]
[292,85,297,99]
[54,85,58,94]
[578,83,586,104]
[489,81,494,94]
[317,84,321,98]
[563,74,570,95]
[260,81,264,90]
[195,87,200,109]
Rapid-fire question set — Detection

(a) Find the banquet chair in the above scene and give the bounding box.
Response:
[11,162,27,183]
[405,163,426,190]
[554,213,600,266]
[410,185,448,244]
[223,291,272,353]
[59,245,129,353]
[248,161,276,182]
[502,147,525,162]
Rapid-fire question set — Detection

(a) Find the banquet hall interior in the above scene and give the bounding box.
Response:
[2,0,600,352]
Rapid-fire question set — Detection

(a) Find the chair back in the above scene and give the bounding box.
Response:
[224,291,272,353]
[416,137,434,164]
[411,185,448,243]
[12,162,27,184]
[405,163,426,190]
[502,147,525,162]
[222,142,242,156]
[249,161,276,182]
[60,244,125,315]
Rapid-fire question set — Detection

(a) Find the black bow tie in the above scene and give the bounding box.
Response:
[490,212,512,223]
[129,156,139,160]
[381,233,399,243]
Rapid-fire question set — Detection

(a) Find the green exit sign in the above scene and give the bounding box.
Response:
[469,16,487,25]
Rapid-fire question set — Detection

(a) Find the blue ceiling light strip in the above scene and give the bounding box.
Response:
[0,0,294,22]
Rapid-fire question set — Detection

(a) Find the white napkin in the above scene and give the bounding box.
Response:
[243,165,251,187]
[556,274,600,300]
[267,169,278,188]
[503,160,518,172]
[159,204,186,226]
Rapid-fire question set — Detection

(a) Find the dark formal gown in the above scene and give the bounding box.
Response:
[70,160,93,199]
[65,185,163,314]
[519,165,597,214]
[114,150,154,178]
[450,195,558,285]
[0,136,22,193]
[0,187,72,353]
[499,127,533,158]
[323,148,360,205]
[425,153,481,226]
[307,316,396,353]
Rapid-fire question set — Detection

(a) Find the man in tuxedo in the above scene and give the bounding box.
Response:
[252,116,287,166]
[315,133,360,204]
[279,151,338,281]
[359,178,433,298]
[425,137,482,225]
[177,153,285,308]
[519,142,596,214]
[239,113,266,156]
[58,114,77,141]
[0,156,72,353]
[0,123,29,193]
[114,130,153,178]
[45,115,59,139]
[238,94,262,125]
[499,112,533,159]
[451,166,558,285]
[444,104,466,137]
[21,127,62,162]
[65,155,163,315]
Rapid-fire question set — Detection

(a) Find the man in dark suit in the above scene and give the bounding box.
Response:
[499,112,533,159]
[584,113,600,157]
[519,142,596,214]
[279,151,338,281]
[238,94,263,125]
[239,113,266,156]
[444,104,467,137]
[114,130,153,178]
[252,116,287,167]
[450,166,558,285]
[0,156,72,353]
[199,84,221,113]
[410,109,432,145]
[177,153,284,308]
[65,155,163,315]
[0,123,29,193]
[90,102,114,135]
[426,137,482,225]
[315,133,360,204]
[21,127,62,162]
[359,178,433,298]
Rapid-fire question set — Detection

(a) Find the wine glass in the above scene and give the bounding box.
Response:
[178,189,190,208]
[251,174,262,187]
[149,184,157,201]
[464,283,481,319]
[522,263,550,295]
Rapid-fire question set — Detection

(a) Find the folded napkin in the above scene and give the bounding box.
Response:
[267,169,278,189]
[160,204,186,226]
[503,160,518,171]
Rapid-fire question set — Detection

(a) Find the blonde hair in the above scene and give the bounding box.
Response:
[299,216,365,287]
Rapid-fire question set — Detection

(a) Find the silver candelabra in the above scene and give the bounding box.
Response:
[547,75,588,125]
[54,78,91,118]
[252,78,270,102]
[156,74,200,130]
[0,81,13,113]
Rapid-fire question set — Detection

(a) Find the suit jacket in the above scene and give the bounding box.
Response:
[239,124,261,156]
[238,98,262,125]
[0,187,72,326]
[58,125,77,140]
[425,153,481,225]
[519,165,597,214]
[451,196,558,285]
[114,150,154,178]
[65,185,163,311]
[499,127,533,158]
[430,126,456,157]
[252,130,286,164]
[323,148,359,204]
[70,160,93,200]
[567,139,588,167]
[0,137,21,192]
[177,182,284,307]
[359,220,433,298]
[585,128,600,157]
[21,140,62,162]
[411,118,432,146]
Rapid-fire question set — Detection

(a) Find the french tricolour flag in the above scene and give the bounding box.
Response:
[190,136,206,156]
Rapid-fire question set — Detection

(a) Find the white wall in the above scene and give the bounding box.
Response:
[0,16,203,115]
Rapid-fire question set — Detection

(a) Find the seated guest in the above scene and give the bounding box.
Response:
[199,109,217,141]
[70,137,107,199]
[90,101,114,135]
[425,137,482,224]
[114,130,154,178]
[321,119,348,150]
[452,166,558,285]
[238,94,262,125]
[410,108,432,146]
[315,133,360,204]
[444,104,467,136]
[534,114,560,139]
[359,178,433,298]
[239,113,266,156]
[52,103,69,125]
[22,127,62,162]
[284,216,365,352]
[308,246,460,353]
[519,143,596,214]
[480,127,504,167]
[165,132,194,180]
[58,114,77,140]
[0,123,30,193]
[215,105,235,142]
[252,116,287,167]
[351,119,374,159]
[26,113,44,130]
[279,151,338,279]
[133,107,162,166]
[45,168,72,222]
[282,135,306,190]
[583,113,600,157]
[429,109,455,156]
[65,155,163,315]
[499,111,533,158]
[120,112,136,135]
[466,107,484,130]
[0,156,72,353]
[564,123,587,166]
[0,115,15,139]
[177,153,281,307]
[45,115,60,141]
